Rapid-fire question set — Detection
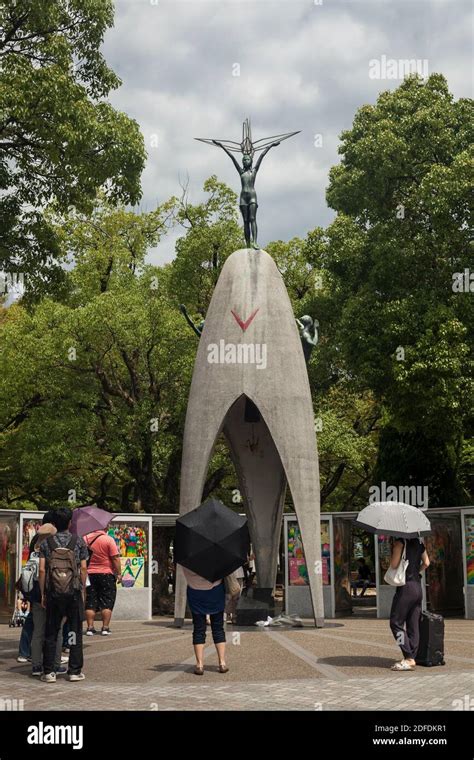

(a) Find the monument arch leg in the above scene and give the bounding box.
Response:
[223,394,287,591]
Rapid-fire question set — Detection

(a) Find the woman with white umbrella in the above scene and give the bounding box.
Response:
[388,535,430,670]
[356,501,431,672]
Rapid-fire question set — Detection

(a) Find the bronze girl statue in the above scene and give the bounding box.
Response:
[196,119,299,249]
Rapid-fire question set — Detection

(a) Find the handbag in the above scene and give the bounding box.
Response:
[224,572,241,599]
[384,540,408,586]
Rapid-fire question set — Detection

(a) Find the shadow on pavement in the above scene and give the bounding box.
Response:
[317,655,395,668]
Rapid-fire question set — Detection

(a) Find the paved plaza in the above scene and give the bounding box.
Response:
[0,616,473,711]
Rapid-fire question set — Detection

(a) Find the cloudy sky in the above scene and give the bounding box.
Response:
[102,0,473,264]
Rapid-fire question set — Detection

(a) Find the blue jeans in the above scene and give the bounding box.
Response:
[18,611,34,658]
[192,611,225,645]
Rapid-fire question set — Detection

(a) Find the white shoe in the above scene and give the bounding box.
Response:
[85,628,96,636]
[61,655,69,663]
[391,659,415,671]
[101,628,111,636]
[16,655,29,663]
[40,672,56,683]
[68,672,85,682]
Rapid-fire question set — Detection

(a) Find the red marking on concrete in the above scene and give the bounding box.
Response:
[231,308,260,332]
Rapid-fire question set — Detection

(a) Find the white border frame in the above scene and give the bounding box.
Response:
[374,532,380,617]
[283,513,333,617]
[329,515,335,619]
[109,513,152,619]
[18,511,44,579]
[461,508,474,619]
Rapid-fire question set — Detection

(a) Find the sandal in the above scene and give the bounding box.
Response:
[218,664,229,673]
[391,659,415,671]
[194,665,204,676]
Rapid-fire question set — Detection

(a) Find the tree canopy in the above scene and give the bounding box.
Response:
[325,74,473,505]
[1,73,472,529]
[0,0,145,293]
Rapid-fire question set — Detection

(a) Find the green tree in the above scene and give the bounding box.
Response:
[0,0,145,294]
[267,232,380,510]
[325,74,473,505]
[167,176,243,317]
[0,202,180,508]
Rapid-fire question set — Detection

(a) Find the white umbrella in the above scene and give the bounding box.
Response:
[355,501,431,538]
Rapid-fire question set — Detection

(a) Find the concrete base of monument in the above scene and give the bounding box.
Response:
[235,587,275,626]
[174,247,325,627]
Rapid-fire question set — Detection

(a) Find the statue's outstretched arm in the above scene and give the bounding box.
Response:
[309,321,319,346]
[254,141,280,173]
[179,304,203,338]
[213,140,242,174]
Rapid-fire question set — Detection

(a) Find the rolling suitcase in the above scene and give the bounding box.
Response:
[416,611,445,666]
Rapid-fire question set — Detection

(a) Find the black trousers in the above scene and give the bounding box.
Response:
[43,592,84,675]
[192,611,226,645]
[389,580,422,659]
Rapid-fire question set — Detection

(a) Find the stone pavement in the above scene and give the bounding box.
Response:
[0,617,472,711]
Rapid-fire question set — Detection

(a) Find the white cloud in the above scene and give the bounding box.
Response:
[103,0,473,263]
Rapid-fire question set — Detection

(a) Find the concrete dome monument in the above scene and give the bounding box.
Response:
[174,121,324,627]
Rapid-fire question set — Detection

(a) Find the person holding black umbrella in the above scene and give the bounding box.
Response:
[175,498,250,676]
[180,566,228,675]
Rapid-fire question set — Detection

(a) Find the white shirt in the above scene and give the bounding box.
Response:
[180,565,222,590]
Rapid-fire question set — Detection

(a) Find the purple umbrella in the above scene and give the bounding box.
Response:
[71,505,114,537]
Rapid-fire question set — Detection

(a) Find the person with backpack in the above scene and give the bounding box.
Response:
[29,519,68,677]
[38,508,88,683]
[16,512,56,666]
[83,528,121,636]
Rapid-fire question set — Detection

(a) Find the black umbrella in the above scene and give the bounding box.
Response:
[175,498,250,582]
